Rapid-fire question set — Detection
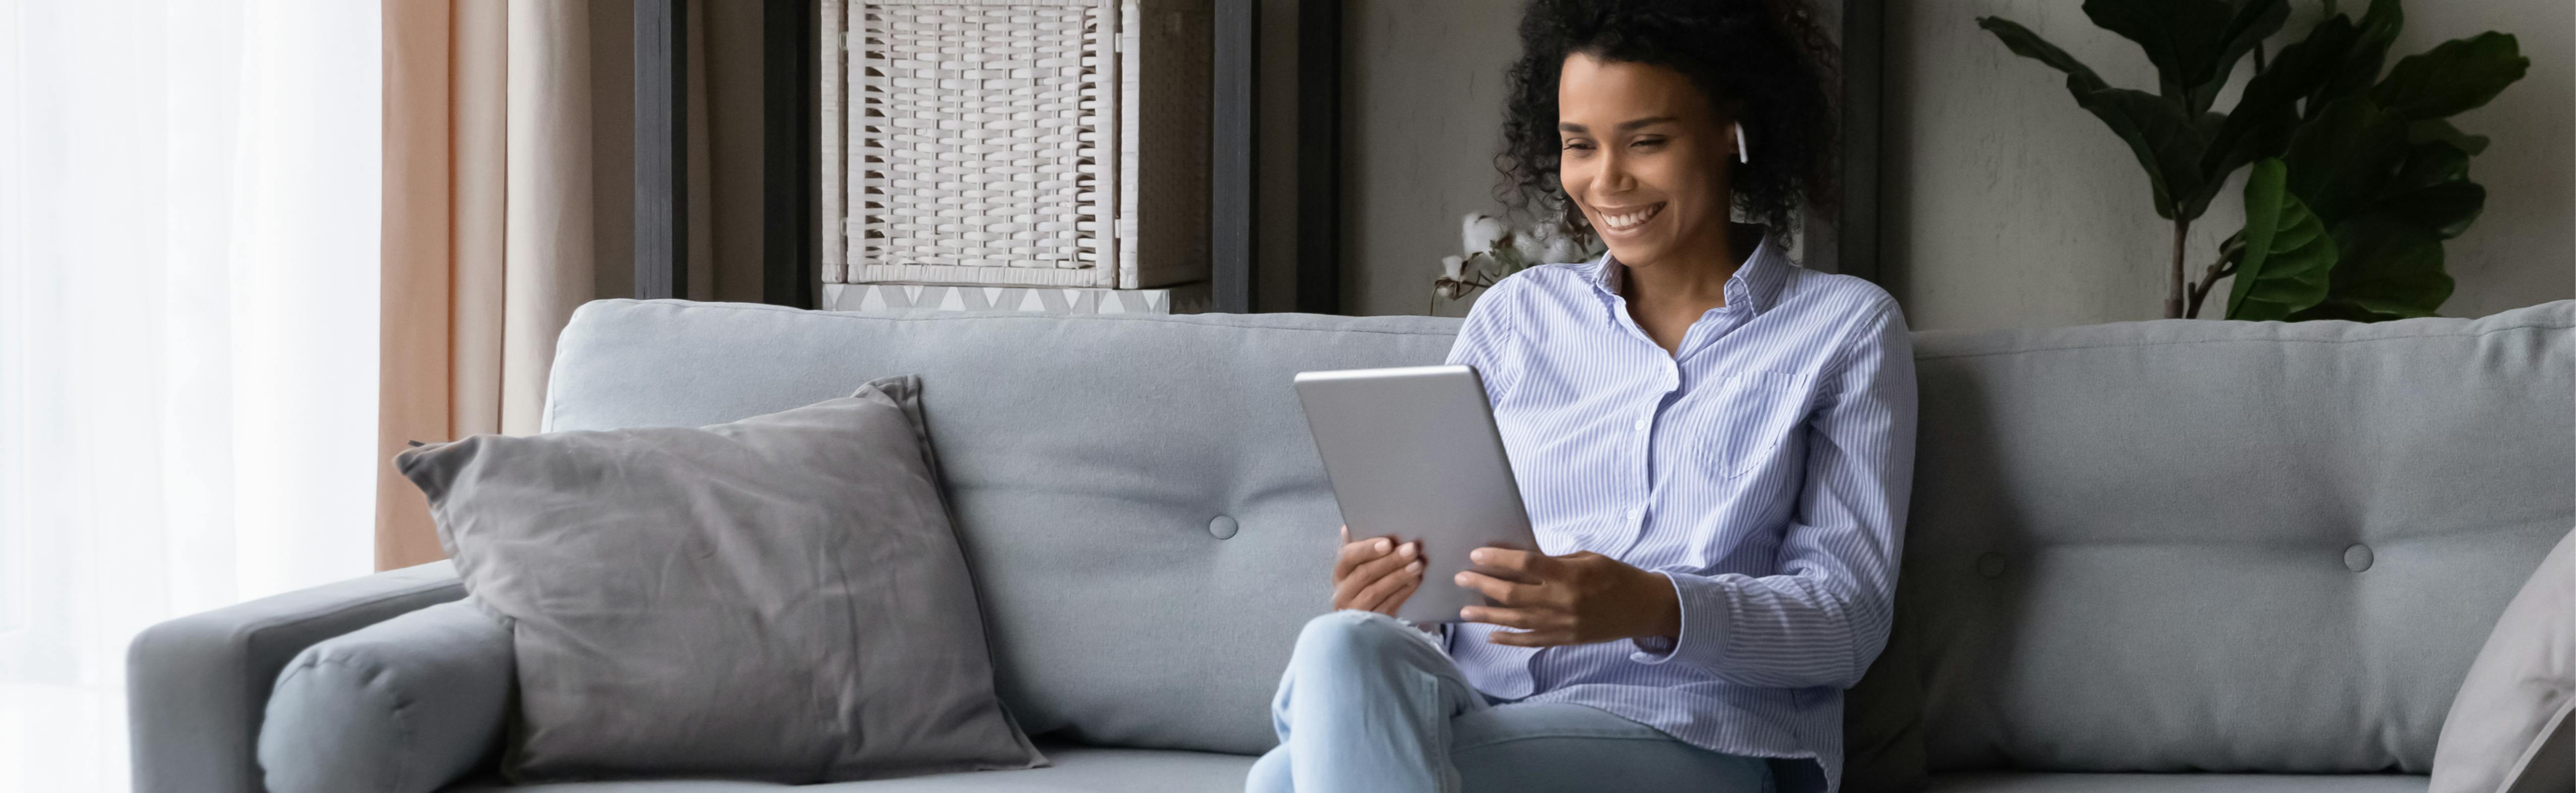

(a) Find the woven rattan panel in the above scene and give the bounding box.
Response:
[852,0,1114,287]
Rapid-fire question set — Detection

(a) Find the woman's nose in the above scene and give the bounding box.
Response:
[1596,148,1636,192]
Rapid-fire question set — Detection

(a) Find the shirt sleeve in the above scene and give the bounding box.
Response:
[1628,299,1918,690]
[1444,278,1523,405]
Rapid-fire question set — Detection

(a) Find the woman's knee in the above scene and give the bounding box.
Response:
[1245,745,1293,793]
[1291,610,1434,669]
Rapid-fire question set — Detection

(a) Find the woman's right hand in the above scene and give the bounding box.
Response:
[1332,525,1424,615]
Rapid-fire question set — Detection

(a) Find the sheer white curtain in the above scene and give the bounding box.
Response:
[0,0,382,788]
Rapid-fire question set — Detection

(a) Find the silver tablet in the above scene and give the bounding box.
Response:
[1293,364,1539,624]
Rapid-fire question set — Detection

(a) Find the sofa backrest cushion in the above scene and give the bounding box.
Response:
[545,301,1458,754]
[546,298,2575,770]
[1870,300,2573,774]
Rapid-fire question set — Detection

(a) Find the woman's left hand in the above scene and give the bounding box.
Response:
[1453,548,1681,647]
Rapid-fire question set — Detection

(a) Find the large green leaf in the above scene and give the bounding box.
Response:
[2227,159,2336,320]
[2072,88,2211,220]
[2205,13,2357,179]
[2177,111,2234,220]
[2203,0,2291,111]
[2407,119,2491,156]
[2313,219,2454,319]
[1977,17,2109,94]
[2370,32,2529,120]
[2380,181,2486,239]
[2310,0,2404,112]
[2281,97,2408,223]
[1980,15,2231,220]
[2082,0,2280,114]
[2370,136,2485,238]
[2388,137,2470,190]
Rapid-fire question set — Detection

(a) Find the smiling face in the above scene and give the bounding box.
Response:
[1555,52,1737,273]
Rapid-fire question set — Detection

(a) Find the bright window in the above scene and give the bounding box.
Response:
[0,1,382,788]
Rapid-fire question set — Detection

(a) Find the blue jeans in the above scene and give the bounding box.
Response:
[1248,610,1773,793]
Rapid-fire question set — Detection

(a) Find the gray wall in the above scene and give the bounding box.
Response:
[1245,0,1527,317]
[1885,1,2574,331]
[1315,1,2573,327]
[1338,0,1526,318]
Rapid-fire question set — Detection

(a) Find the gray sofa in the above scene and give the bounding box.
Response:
[130,297,2575,792]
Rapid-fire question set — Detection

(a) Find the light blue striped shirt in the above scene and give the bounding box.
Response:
[1443,234,1916,793]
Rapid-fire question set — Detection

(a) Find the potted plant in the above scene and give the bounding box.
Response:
[1981,0,2527,321]
[1431,213,1606,314]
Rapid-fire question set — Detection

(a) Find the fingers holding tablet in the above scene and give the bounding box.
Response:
[1332,525,1425,615]
[1295,366,1540,623]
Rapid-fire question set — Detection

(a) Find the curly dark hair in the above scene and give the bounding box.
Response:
[1496,0,1839,239]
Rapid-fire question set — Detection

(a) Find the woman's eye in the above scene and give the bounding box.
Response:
[1631,137,1666,148]
[1560,141,1594,151]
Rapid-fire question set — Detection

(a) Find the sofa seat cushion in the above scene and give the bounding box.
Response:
[439,763,2425,792]
[1926,772,2427,792]
[438,747,1254,792]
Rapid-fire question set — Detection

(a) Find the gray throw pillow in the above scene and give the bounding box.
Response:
[396,375,1043,783]
[2431,527,2573,793]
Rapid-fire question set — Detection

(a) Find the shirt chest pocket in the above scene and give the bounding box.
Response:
[1698,371,1809,478]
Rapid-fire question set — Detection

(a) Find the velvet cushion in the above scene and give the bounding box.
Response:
[397,375,1041,783]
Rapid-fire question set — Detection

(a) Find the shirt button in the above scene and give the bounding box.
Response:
[1626,507,1644,520]
[1632,418,1647,431]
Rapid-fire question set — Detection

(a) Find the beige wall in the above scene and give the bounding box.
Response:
[1885,1,2575,330]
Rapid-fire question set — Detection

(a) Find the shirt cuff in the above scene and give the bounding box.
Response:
[1628,571,1732,667]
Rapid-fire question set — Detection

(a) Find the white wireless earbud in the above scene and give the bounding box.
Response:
[1734,123,1749,164]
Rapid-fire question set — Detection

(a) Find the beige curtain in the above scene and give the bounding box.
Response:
[378,0,774,569]
[502,0,598,439]
[378,0,597,570]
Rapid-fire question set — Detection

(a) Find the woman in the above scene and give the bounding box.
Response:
[1247,2,1912,791]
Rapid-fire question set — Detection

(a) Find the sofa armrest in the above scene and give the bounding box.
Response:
[127,560,465,793]
[259,599,513,793]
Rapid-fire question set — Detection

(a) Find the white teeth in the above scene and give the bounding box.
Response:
[1602,204,1661,231]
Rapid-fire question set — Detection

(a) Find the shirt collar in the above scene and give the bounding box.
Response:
[1583,227,1793,315]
